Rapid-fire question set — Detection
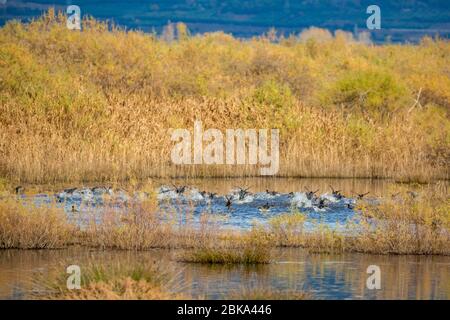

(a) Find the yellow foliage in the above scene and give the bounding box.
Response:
[0,11,449,183]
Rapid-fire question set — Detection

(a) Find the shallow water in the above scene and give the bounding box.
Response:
[17,177,397,231]
[0,248,449,300]
[3,178,448,300]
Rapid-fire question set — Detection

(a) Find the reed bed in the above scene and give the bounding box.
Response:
[353,183,450,255]
[0,199,75,249]
[78,200,225,250]
[0,10,448,184]
[262,183,450,255]
[177,246,271,264]
[176,230,272,264]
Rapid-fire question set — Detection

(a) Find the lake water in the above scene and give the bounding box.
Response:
[18,177,394,231]
[2,178,448,300]
[0,248,449,300]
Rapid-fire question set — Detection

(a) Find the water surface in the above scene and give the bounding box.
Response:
[20,177,395,231]
[0,248,448,300]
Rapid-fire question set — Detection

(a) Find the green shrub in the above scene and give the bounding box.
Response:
[250,80,300,130]
[328,70,407,114]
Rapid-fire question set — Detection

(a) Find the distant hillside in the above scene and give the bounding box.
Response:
[1,0,449,42]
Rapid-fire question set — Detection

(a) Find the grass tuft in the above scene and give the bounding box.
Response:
[35,260,187,300]
[0,200,75,249]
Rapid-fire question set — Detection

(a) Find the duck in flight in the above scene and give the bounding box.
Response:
[353,191,370,200]
[235,187,251,201]
[225,196,233,210]
[208,192,217,200]
[329,185,344,200]
[201,191,217,200]
[304,186,319,201]
[172,184,187,195]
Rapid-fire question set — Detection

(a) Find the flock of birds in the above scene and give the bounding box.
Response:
[9,184,423,230]
[12,183,420,216]
[13,184,369,206]
[156,184,373,213]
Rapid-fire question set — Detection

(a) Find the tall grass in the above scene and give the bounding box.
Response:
[263,183,450,255]
[353,183,450,255]
[0,10,448,183]
[79,199,221,250]
[0,200,75,249]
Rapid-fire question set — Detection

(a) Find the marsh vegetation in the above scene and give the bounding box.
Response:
[0,10,449,183]
[0,181,448,256]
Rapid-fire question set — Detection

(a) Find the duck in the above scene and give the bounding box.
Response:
[64,187,77,194]
[15,186,24,195]
[353,191,370,200]
[235,187,250,201]
[258,202,273,213]
[208,192,217,200]
[304,186,319,201]
[91,186,113,196]
[266,189,279,196]
[329,185,344,200]
[172,184,187,195]
[225,196,233,210]
[159,186,172,194]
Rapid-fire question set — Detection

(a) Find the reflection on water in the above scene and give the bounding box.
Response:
[0,248,448,300]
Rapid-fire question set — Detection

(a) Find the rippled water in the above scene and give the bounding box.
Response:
[0,248,449,300]
[17,178,393,231]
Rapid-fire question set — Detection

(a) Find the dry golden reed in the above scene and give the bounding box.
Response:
[176,229,273,264]
[78,200,222,250]
[352,183,450,255]
[0,10,448,184]
[261,183,450,255]
[36,258,311,300]
[0,199,75,249]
